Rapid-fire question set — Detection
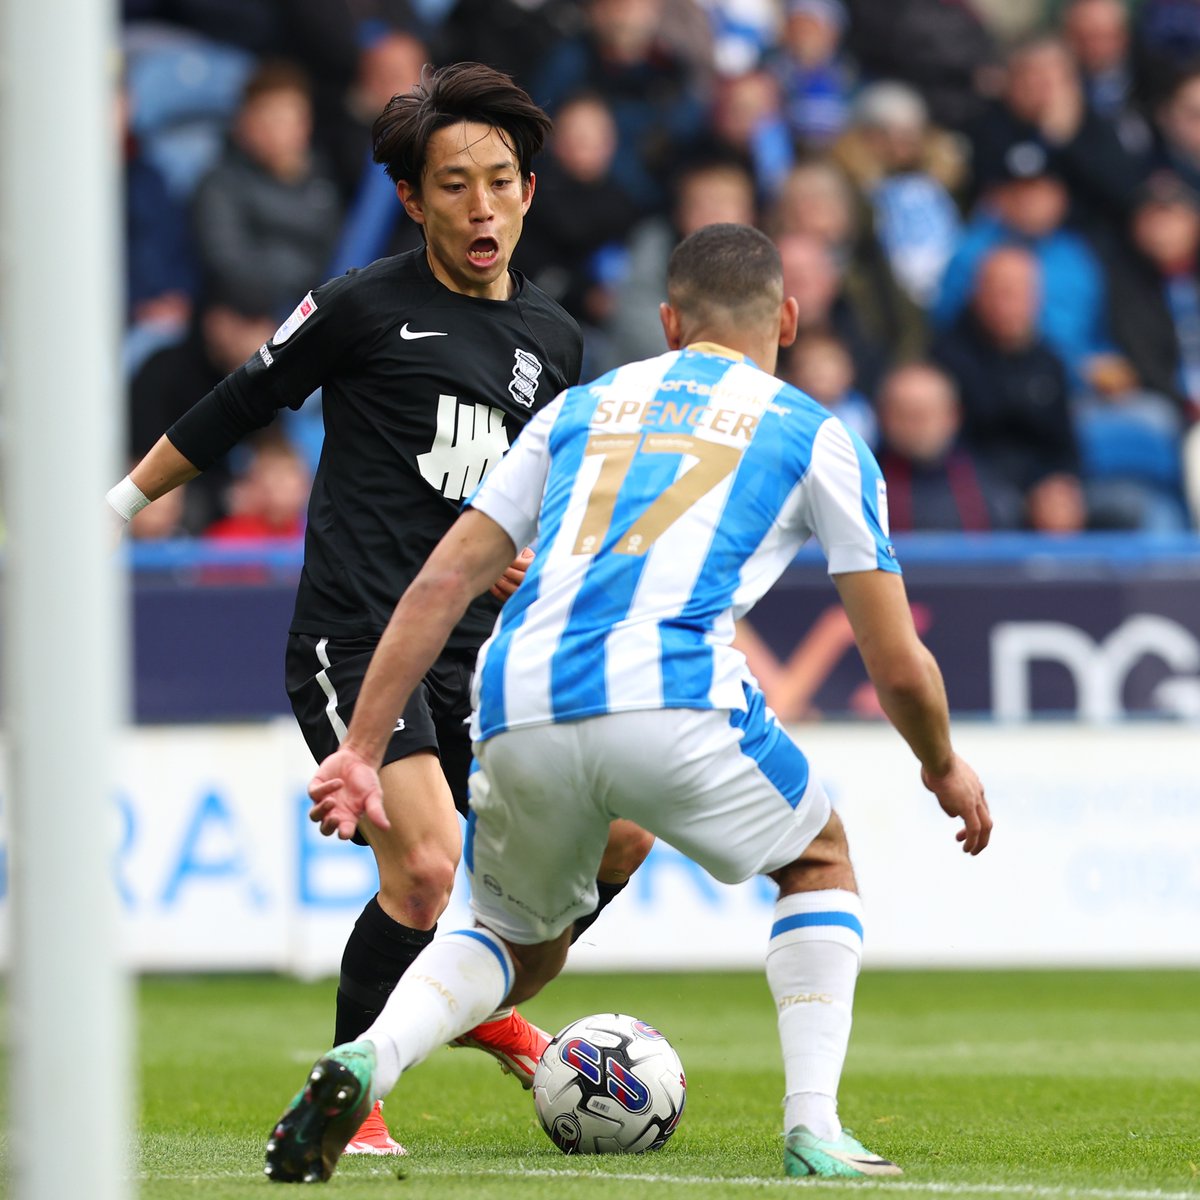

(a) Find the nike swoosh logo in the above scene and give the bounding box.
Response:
[400,323,448,340]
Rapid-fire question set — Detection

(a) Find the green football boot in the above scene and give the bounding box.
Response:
[784,1124,903,1179]
[265,1040,378,1183]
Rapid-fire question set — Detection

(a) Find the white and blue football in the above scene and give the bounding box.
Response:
[532,1012,686,1154]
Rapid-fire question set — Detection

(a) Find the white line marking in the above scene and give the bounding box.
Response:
[136,1162,1200,1199]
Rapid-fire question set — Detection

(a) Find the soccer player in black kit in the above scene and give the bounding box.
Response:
[107,62,654,1157]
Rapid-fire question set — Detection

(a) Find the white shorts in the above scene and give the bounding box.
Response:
[465,694,831,945]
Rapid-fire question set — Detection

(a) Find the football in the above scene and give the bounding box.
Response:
[532,1012,686,1154]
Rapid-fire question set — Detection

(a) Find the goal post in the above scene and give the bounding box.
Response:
[0,1,131,1198]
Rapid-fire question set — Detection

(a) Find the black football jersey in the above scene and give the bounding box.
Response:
[168,248,583,650]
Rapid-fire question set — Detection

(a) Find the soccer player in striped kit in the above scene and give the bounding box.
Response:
[267,222,992,1183]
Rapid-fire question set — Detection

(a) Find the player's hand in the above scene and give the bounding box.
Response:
[308,746,391,839]
[921,754,992,855]
[489,546,535,601]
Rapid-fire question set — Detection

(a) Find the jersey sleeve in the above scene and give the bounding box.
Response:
[798,417,901,576]
[166,273,371,470]
[464,393,563,550]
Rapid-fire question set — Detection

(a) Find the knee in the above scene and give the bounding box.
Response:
[378,843,458,928]
[597,819,656,884]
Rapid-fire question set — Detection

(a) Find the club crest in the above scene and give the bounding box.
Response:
[508,348,542,408]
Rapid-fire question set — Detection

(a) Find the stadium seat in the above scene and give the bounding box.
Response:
[1077,397,1189,531]
[1077,403,1183,489]
[124,24,256,198]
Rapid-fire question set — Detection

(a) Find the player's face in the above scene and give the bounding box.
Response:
[400,121,534,301]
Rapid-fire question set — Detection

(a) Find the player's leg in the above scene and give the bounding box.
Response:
[429,662,554,1085]
[765,815,901,1178]
[286,635,460,1156]
[362,719,608,1089]
[570,818,655,943]
[765,818,899,1179]
[264,921,572,1184]
[591,701,897,1179]
[266,721,601,1183]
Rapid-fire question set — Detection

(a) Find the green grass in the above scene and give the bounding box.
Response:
[96,970,1200,1196]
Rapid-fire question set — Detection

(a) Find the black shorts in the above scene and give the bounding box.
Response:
[286,632,476,821]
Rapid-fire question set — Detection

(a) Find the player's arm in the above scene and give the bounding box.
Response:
[105,433,203,521]
[106,372,290,525]
[107,281,362,526]
[308,509,519,838]
[833,569,991,855]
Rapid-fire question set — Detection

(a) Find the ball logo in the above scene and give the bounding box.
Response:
[561,1037,603,1086]
[606,1058,652,1114]
[549,1112,582,1153]
[633,1020,665,1040]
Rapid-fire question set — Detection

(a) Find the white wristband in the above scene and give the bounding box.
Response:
[106,475,150,522]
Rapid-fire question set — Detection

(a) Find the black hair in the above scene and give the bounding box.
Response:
[372,61,552,187]
[666,223,783,322]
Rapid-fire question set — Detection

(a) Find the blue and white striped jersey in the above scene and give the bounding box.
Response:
[466,343,900,740]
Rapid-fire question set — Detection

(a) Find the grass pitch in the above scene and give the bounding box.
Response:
[131,969,1200,1198]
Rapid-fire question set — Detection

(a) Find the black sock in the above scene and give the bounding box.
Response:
[334,894,435,1045]
[570,879,627,944]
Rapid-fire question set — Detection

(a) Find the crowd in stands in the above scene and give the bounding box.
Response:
[122,0,1200,543]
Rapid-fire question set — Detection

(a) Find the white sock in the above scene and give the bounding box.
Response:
[475,1006,514,1025]
[362,928,513,1098]
[765,888,864,1142]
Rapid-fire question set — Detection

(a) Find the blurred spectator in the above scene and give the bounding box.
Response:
[1077,170,1194,530]
[700,0,782,77]
[516,92,639,328]
[129,298,277,532]
[842,0,998,131]
[322,27,427,274]
[781,331,877,447]
[777,231,888,396]
[204,434,310,541]
[971,0,1045,45]
[932,246,1087,533]
[1062,0,1147,144]
[710,69,795,202]
[532,0,708,212]
[875,363,1021,532]
[1134,0,1200,109]
[434,0,584,91]
[604,154,757,368]
[831,81,965,309]
[767,0,854,151]
[651,0,721,90]
[320,26,428,203]
[1150,67,1200,203]
[770,159,926,371]
[968,35,1150,230]
[1104,170,1200,422]
[934,138,1121,393]
[192,61,342,316]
